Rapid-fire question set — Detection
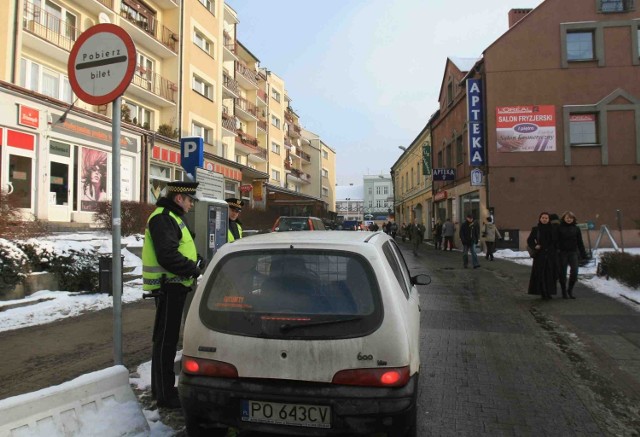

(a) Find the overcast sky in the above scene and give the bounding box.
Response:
[225,0,545,185]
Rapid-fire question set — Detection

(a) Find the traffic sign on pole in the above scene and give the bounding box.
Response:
[68,24,136,105]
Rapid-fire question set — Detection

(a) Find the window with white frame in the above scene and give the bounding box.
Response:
[225,180,238,199]
[598,0,635,12]
[567,31,595,61]
[198,0,215,14]
[569,114,598,145]
[271,169,281,181]
[20,58,73,103]
[193,29,213,56]
[123,99,153,128]
[376,186,382,195]
[271,142,280,154]
[322,149,329,159]
[271,88,281,102]
[192,121,213,144]
[322,186,329,197]
[192,75,214,100]
[322,168,328,178]
[26,0,77,41]
[271,115,281,129]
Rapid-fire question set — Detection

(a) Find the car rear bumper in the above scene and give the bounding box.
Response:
[179,373,418,436]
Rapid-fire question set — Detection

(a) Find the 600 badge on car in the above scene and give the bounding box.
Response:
[241,400,331,428]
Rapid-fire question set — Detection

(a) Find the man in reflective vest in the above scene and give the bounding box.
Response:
[226,197,244,242]
[142,181,202,409]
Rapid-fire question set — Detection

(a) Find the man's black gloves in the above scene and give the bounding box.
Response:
[193,255,205,278]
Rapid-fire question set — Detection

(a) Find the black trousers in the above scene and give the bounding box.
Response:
[152,282,190,402]
[559,251,579,292]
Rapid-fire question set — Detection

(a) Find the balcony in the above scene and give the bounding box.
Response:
[22,1,77,62]
[235,131,259,155]
[257,89,268,106]
[221,112,237,137]
[288,167,311,184]
[119,5,178,58]
[248,146,268,162]
[287,123,301,139]
[235,61,258,89]
[295,149,311,162]
[128,66,177,107]
[222,73,239,98]
[85,0,114,15]
[235,97,258,121]
[257,120,267,132]
[223,31,237,61]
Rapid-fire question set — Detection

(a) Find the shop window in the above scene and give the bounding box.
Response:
[569,114,599,145]
[567,31,595,61]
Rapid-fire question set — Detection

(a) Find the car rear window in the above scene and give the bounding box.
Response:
[276,218,310,231]
[198,250,382,339]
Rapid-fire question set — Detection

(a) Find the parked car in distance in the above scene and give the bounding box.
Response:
[179,231,430,437]
[272,216,326,232]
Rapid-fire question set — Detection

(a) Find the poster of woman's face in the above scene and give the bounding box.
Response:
[81,147,108,212]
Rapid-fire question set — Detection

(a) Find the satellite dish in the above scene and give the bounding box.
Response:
[98,12,110,24]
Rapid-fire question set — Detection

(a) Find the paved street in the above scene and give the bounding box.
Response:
[404,242,640,436]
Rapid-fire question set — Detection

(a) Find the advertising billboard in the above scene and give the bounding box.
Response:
[496,105,556,152]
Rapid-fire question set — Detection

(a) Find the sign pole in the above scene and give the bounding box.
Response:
[112,96,123,365]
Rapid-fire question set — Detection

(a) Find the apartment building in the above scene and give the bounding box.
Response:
[363,174,393,222]
[0,0,336,227]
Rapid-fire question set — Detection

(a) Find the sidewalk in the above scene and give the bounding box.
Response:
[399,241,640,436]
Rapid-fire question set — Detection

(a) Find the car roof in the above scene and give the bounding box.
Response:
[225,230,388,252]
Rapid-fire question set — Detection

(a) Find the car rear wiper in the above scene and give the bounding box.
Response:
[280,316,363,333]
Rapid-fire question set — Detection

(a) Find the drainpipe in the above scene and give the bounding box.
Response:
[11,1,18,83]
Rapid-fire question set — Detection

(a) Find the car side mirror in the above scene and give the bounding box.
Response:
[411,274,431,286]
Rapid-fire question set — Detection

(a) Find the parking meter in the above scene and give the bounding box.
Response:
[184,197,229,265]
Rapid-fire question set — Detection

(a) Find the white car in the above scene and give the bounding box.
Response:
[179,231,430,437]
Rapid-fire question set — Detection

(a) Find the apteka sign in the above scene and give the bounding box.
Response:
[466,79,485,166]
[68,24,136,106]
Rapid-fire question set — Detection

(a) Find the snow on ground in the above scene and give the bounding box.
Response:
[0,232,638,435]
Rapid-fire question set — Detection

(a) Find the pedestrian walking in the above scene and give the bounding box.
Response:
[142,181,203,409]
[226,197,244,242]
[527,212,558,300]
[483,216,502,261]
[442,218,455,250]
[408,219,425,255]
[391,221,398,239]
[400,223,407,242]
[460,214,480,268]
[557,211,588,299]
[433,219,443,250]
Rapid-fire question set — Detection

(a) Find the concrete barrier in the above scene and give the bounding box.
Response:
[0,365,149,436]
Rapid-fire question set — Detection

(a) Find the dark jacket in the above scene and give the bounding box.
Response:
[147,197,199,278]
[527,223,558,296]
[459,219,479,245]
[557,221,587,258]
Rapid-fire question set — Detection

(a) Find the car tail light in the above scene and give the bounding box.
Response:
[331,366,410,387]
[182,355,238,378]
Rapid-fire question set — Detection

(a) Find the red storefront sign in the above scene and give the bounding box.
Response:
[239,184,253,193]
[434,190,448,202]
[18,105,39,129]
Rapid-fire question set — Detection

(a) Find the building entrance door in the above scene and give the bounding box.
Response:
[7,154,33,210]
[48,157,72,222]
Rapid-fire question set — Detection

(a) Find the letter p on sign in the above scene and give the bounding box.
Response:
[180,137,204,178]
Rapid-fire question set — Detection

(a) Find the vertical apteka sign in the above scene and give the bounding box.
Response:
[466,79,485,166]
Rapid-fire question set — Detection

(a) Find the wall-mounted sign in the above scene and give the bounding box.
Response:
[496,105,556,152]
[180,137,204,178]
[466,79,485,166]
[470,168,484,186]
[239,184,253,193]
[422,141,431,176]
[432,168,455,181]
[434,191,448,202]
[18,105,39,129]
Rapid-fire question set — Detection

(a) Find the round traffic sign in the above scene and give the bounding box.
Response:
[68,24,136,106]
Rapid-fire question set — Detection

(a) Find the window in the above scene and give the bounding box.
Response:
[271,115,280,129]
[194,30,213,56]
[410,169,414,187]
[446,80,453,106]
[437,151,443,168]
[569,114,598,145]
[368,187,372,195]
[149,164,171,203]
[271,142,280,154]
[192,75,213,100]
[123,100,153,128]
[198,0,215,14]
[191,121,213,144]
[271,169,280,181]
[456,136,464,165]
[322,149,329,159]
[567,31,594,61]
[445,144,452,167]
[271,88,281,102]
[322,168,329,178]
[225,180,238,199]
[20,58,73,103]
[599,0,635,12]
[322,186,329,197]
[383,186,389,195]
[26,0,77,41]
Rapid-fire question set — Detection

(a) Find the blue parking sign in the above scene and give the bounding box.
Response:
[180,137,204,178]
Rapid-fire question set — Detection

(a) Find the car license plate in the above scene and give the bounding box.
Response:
[241,400,331,428]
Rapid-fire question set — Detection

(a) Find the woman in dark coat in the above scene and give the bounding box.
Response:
[527,212,558,299]
[557,211,587,299]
